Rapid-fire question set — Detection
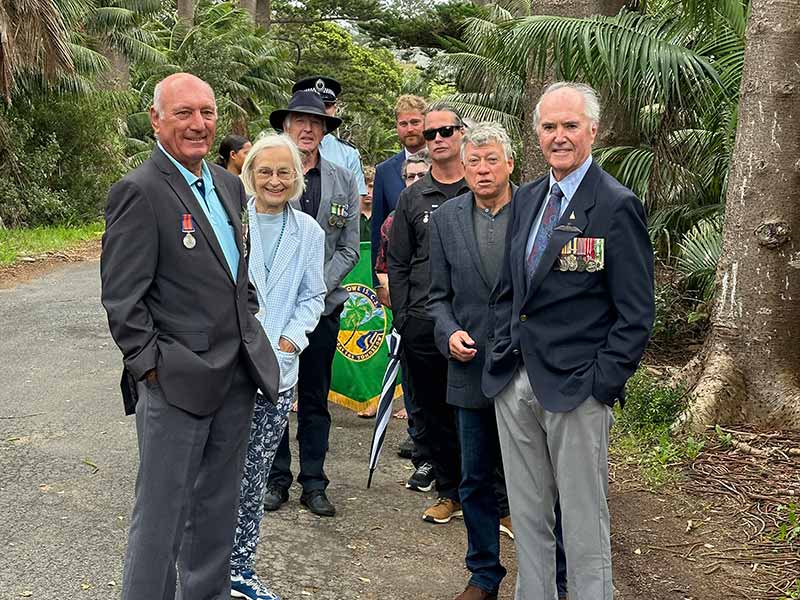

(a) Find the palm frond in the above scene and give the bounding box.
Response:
[498,11,722,113]
[676,215,723,301]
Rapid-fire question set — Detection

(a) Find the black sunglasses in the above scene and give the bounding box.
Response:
[422,125,462,141]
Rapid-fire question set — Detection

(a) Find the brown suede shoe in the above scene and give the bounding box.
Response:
[454,584,497,600]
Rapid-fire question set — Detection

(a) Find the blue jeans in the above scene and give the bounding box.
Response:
[456,405,568,597]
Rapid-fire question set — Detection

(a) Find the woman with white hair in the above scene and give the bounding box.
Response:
[230,133,326,600]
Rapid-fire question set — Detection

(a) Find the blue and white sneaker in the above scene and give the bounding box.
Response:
[231,569,282,600]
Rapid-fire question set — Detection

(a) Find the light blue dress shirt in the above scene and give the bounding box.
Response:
[158,142,240,280]
[525,155,593,259]
[320,134,367,195]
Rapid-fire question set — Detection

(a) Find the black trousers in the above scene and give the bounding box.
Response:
[402,316,461,500]
[268,306,342,494]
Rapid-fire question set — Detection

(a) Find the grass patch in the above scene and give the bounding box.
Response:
[0,222,104,266]
[612,368,701,487]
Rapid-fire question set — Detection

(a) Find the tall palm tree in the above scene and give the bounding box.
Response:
[0,0,76,102]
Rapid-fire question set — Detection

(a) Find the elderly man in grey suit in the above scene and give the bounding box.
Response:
[428,123,568,600]
[263,90,360,518]
[100,73,279,600]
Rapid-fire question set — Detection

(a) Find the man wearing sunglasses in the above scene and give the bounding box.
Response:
[388,105,469,525]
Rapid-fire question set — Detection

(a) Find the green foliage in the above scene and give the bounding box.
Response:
[360,1,485,54]
[0,90,128,226]
[292,22,402,131]
[121,1,294,164]
[776,503,800,543]
[676,216,723,303]
[611,368,699,487]
[0,222,104,265]
[342,114,398,167]
[618,369,688,438]
[650,271,709,351]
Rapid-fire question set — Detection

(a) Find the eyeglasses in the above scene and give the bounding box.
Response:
[404,171,427,181]
[255,167,296,182]
[422,125,462,141]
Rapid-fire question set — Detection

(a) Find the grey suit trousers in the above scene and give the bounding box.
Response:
[122,366,255,600]
[494,366,613,600]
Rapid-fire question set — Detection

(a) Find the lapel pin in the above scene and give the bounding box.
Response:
[569,211,576,220]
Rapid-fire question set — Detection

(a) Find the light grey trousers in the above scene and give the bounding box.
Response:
[122,367,255,600]
[494,366,614,600]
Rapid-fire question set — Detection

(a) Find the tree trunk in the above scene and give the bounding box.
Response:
[519,0,628,179]
[256,0,271,28]
[677,0,800,431]
[177,0,194,25]
[240,0,256,20]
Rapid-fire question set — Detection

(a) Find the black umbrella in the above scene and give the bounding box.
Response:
[367,329,402,488]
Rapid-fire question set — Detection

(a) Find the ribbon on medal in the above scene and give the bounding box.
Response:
[555,237,605,272]
[182,213,196,249]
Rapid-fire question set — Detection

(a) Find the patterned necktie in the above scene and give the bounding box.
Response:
[527,183,564,279]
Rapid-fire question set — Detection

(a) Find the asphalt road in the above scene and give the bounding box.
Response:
[0,260,518,600]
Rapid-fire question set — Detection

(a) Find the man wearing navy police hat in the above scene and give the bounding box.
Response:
[293,76,368,196]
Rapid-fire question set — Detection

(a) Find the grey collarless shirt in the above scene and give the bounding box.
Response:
[472,201,511,285]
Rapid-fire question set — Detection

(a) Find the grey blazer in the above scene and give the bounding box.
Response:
[428,189,513,409]
[291,156,360,315]
[101,147,280,416]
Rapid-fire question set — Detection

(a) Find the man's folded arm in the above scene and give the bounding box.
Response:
[100,179,159,380]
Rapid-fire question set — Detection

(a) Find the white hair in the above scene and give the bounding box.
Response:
[240,133,306,203]
[152,73,216,117]
[533,82,601,127]
[460,122,514,161]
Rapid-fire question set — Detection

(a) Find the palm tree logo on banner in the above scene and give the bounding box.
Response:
[336,284,387,362]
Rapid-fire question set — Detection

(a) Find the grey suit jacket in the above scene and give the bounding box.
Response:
[291,156,360,315]
[101,147,280,416]
[428,189,513,409]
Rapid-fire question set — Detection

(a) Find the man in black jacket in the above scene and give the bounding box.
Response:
[388,105,469,524]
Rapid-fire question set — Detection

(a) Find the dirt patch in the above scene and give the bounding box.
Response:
[0,239,100,289]
[609,429,800,600]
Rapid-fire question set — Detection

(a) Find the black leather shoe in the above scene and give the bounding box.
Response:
[300,490,336,517]
[263,484,289,511]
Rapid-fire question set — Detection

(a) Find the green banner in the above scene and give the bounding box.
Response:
[328,242,401,411]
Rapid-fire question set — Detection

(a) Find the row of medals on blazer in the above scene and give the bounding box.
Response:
[556,236,605,273]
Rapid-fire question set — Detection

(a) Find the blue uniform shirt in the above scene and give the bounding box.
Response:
[525,155,593,259]
[158,141,240,280]
[320,134,367,195]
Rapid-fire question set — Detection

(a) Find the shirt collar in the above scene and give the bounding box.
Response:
[158,141,215,191]
[548,154,592,202]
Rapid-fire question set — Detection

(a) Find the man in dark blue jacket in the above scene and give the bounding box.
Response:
[483,82,654,600]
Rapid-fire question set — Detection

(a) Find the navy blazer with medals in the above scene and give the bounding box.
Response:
[482,161,654,411]
[101,146,280,416]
